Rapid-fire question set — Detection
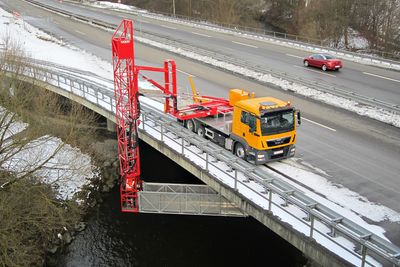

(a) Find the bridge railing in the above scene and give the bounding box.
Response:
[2,58,399,267]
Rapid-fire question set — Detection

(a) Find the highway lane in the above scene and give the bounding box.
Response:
[3,0,400,244]
[23,0,400,107]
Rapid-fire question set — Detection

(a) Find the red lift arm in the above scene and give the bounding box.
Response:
[112,20,142,212]
[112,19,234,212]
[112,20,182,212]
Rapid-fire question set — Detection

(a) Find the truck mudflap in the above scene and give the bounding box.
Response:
[248,145,296,165]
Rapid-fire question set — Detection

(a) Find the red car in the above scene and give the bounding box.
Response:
[303,54,343,71]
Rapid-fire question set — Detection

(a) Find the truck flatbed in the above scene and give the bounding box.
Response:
[196,112,232,136]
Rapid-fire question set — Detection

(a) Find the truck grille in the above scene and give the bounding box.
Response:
[267,137,291,147]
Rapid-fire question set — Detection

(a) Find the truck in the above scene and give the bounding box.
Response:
[139,61,301,165]
[139,64,300,166]
[180,86,301,165]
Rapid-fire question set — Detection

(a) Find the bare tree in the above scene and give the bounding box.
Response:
[0,36,98,266]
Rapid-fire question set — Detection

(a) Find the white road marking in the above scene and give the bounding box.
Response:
[74,30,86,36]
[191,32,211,38]
[177,69,195,77]
[303,117,336,132]
[363,72,400,83]
[160,25,176,30]
[232,41,258,49]
[286,53,303,59]
[294,65,337,77]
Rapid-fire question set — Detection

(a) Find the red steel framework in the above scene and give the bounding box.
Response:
[112,20,142,212]
[112,20,182,212]
[112,19,234,212]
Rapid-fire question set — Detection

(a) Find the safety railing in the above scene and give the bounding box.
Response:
[140,182,245,216]
[2,57,400,267]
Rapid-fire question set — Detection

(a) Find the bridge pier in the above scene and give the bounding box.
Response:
[107,119,116,132]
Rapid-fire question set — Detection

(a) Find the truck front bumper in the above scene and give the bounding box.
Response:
[248,145,296,165]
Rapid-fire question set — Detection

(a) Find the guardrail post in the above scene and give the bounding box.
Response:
[329,218,343,238]
[268,189,272,211]
[309,215,315,238]
[234,169,238,191]
[360,245,367,267]
[81,82,85,98]
[142,114,145,130]
[205,152,209,171]
[181,138,184,154]
[160,123,164,142]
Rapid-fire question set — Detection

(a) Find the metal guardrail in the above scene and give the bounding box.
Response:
[3,58,398,267]
[19,0,400,117]
[140,182,245,216]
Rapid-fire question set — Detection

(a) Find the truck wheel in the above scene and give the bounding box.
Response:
[234,143,246,160]
[185,119,195,133]
[197,125,205,137]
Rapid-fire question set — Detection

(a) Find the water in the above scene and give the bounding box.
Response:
[55,141,307,267]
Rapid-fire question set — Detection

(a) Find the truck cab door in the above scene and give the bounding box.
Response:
[240,111,260,150]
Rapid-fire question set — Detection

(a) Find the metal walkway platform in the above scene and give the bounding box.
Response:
[139,182,246,217]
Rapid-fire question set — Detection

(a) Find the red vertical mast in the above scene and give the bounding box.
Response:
[112,20,142,212]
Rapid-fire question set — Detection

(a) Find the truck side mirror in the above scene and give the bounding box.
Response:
[297,111,301,126]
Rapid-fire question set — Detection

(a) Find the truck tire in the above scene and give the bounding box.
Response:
[234,143,246,160]
[197,125,205,137]
[185,119,195,133]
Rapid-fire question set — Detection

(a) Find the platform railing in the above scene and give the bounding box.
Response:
[140,182,245,216]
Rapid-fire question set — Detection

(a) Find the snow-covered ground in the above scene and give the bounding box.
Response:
[1,7,399,266]
[0,107,97,201]
[337,28,369,50]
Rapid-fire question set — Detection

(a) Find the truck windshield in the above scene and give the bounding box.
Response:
[260,109,294,135]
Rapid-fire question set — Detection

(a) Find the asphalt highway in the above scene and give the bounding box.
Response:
[18,0,400,106]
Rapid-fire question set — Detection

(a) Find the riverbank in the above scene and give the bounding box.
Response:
[0,75,119,265]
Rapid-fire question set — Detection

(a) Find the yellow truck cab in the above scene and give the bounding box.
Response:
[184,89,300,165]
[229,90,299,164]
